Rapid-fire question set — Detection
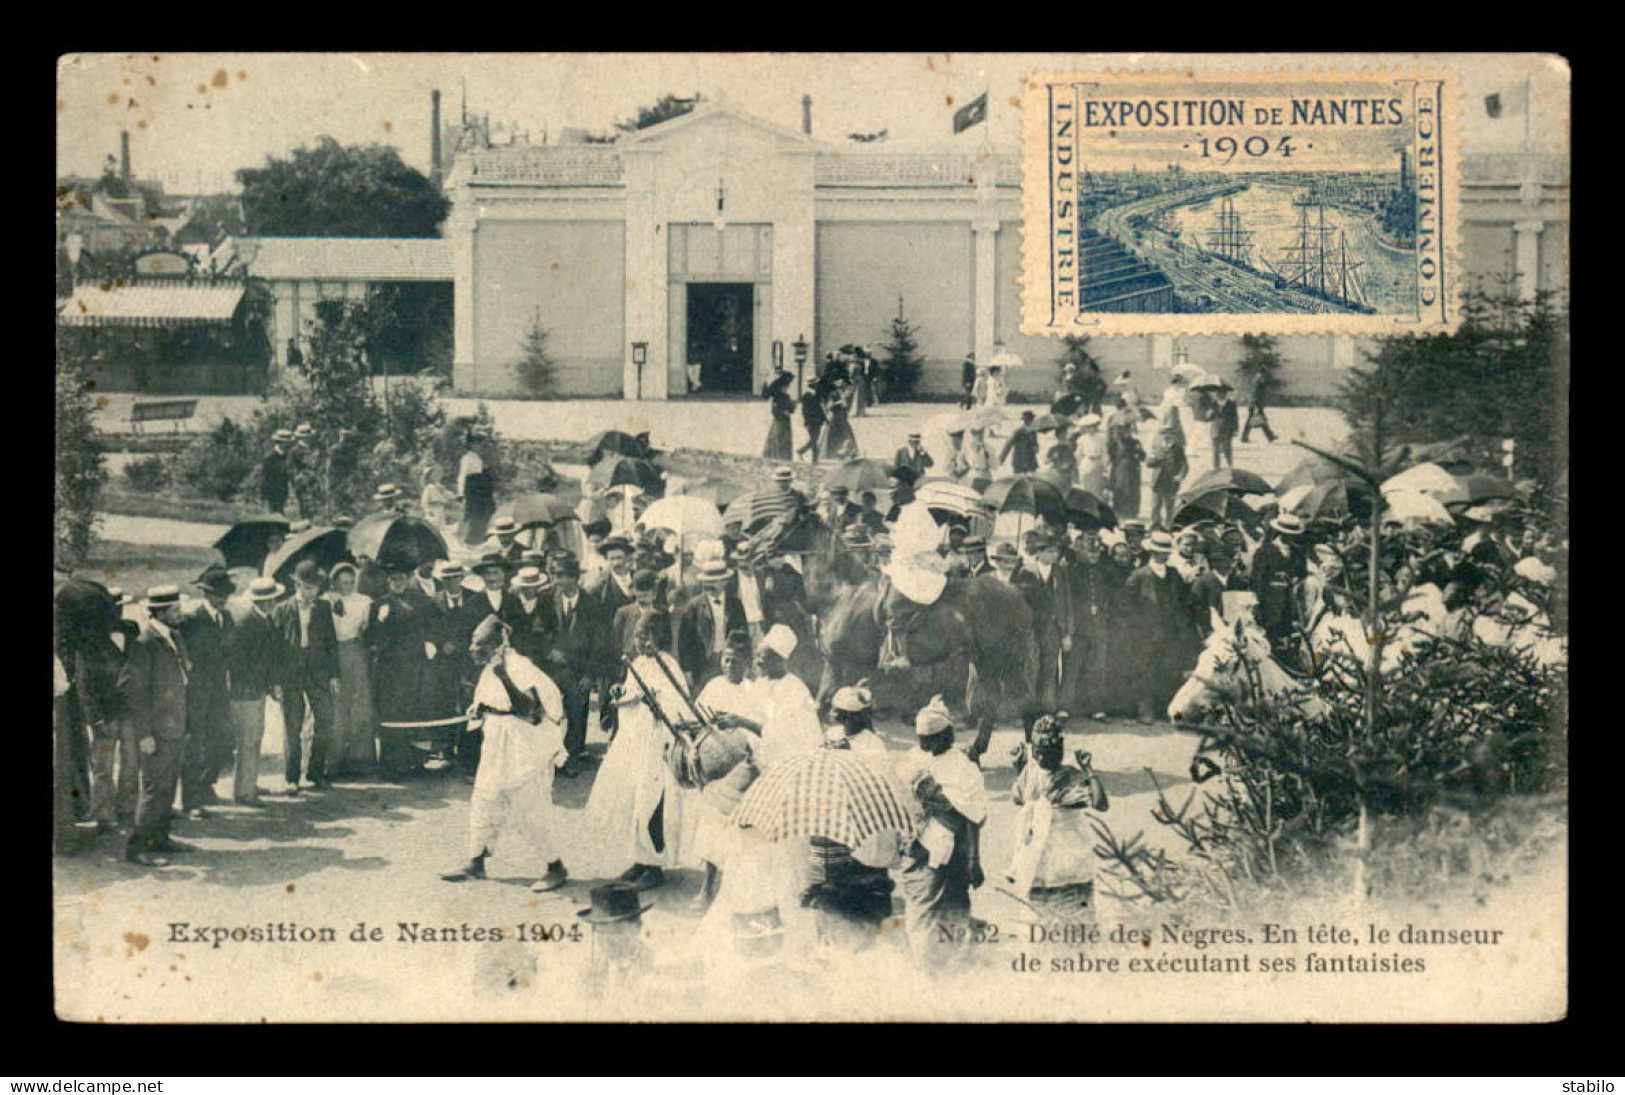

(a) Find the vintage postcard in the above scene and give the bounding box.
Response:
[53,52,1567,1024]
[1020,70,1463,337]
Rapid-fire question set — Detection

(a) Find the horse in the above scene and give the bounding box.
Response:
[746,506,1034,761]
[1307,582,1469,676]
[1169,612,1330,727]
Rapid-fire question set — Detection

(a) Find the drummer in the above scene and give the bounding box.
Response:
[685,629,762,913]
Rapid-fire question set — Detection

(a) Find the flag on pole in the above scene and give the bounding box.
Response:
[953,92,989,134]
[1485,82,1530,119]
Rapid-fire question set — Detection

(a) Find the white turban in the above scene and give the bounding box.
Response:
[762,623,798,659]
[914,694,954,737]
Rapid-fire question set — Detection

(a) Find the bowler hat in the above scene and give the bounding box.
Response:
[989,542,1019,564]
[194,566,235,596]
[599,535,634,557]
[473,551,507,573]
[577,882,654,924]
[549,553,583,577]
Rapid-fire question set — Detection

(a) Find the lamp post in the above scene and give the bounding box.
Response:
[772,338,784,381]
[793,334,809,397]
[632,341,648,400]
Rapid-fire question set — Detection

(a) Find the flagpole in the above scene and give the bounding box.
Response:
[1523,75,1533,154]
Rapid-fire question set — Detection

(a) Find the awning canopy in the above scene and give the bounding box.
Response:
[57,282,246,328]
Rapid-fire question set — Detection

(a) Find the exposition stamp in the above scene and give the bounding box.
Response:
[1019,70,1461,337]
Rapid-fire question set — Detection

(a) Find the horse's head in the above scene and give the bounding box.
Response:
[1170,613,1307,724]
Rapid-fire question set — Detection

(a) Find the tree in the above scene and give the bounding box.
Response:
[1337,286,1566,494]
[513,312,559,398]
[616,93,700,133]
[55,335,109,563]
[879,296,925,398]
[1054,334,1105,404]
[237,137,450,238]
[1237,333,1286,406]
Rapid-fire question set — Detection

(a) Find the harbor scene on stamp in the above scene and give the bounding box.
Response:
[53,52,1567,1023]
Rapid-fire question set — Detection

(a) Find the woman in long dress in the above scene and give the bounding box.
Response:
[822,387,859,460]
[326,563,376,777]
[586,613,687,891]
[458,429,496,545]
[1073,415,1109,498]
[1106,397,1145,521]
[762,372,796,461]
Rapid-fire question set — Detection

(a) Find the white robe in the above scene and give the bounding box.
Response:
[683,674,765,868]
[586,651,688,867]
[467,651,566,862]
[754,674,823,771]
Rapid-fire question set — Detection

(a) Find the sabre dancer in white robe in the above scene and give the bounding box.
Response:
[588,612,687,891]
[441,616,570,891]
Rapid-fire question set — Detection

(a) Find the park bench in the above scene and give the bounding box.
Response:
[129,398,199,435]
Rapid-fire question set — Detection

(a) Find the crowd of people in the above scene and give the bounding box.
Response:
[52,352,1567,971]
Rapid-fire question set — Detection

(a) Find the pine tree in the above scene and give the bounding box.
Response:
[514,312,559,398]
[880,296,925,398]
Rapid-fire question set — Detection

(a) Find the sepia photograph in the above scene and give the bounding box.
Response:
[52,51,1568,1023]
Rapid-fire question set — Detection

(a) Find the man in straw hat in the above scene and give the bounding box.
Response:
[1125,530,1200,723]
[894,430,934,480]
[500,565,553,668]
[441,614,570,892]
[896,695,987,969]
[371,482,405,517]
[261,429,294,515]
[226,576,288,806]
[675,554,748,688]
[118,587,194,867]
[178,566,237,817]
[1250,511,1311,660]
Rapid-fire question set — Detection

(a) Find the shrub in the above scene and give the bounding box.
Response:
[124,454,172,493]
[176,417,259,501]
[55,336,108,563]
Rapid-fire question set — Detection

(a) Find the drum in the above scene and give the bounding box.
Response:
[667,722,754,791]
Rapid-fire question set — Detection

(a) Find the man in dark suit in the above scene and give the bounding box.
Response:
[431,559,484,718]
[118,587,192,866]
[588,536,637,736]
[816,485,862,532]
[368,561,438,777]
[179,567,236,817]
[55,572,127,835]
[674,557,749,688]
[228,577,288,805]
[540,553,602,774]
[501,566,555,668]
[1250,513,1310,663]
[893,431,934,480]
[1211,383,1240,469]
[261,429,293,514]
[275,559,340,791]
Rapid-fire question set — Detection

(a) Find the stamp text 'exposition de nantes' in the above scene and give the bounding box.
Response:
[1077,97,1409,128]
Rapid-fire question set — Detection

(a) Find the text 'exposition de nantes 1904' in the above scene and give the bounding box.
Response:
[1019,71,1460,338]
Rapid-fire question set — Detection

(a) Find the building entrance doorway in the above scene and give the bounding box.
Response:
[685,282,755,395]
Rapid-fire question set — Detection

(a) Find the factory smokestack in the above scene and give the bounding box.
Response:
[801,94,812,136]
[431,90,443,183]
[120,130,132,183]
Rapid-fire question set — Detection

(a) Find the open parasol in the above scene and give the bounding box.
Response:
[1454,473,1518,505]
[670,476,749,509]
[262,526,349,582]
[1028,414,1070,433]
[1173,490,1257,528]
[214,517,292,571]
[733,748,917,848]
[1182,467,1273,498]
[1279,479,1375,524]
[915,479,986,522]
[1062,488,1117,530]
[1171,362,1205,383]
[346,513,448,569]
[1275,452,1359,495]
[823,458,894,494]
[637,495,724,542]
[983,475,1068,522]
[723,488,801,533]
[584,429,652,464]
[587,455,665,494]
[1381,489,1455,526]
[989,347,1024,370]
[504,492,579,530]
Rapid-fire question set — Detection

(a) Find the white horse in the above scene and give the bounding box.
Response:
[1308,583,1467,675]
[1471,594,1567,670]
[1169,613,1330,726]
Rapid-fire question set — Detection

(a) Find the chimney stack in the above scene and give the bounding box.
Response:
[431,90,443,183]
[801,94,812,136]
[120,130,132,183]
